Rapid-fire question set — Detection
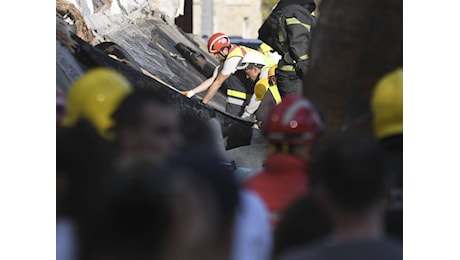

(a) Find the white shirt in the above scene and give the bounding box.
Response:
[231,190,273,260]
[56,218,77,260]
[221,56,243,75]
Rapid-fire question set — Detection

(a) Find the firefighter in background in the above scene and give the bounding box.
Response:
[245,94,323,227]
[183,32,272,116]
[258,0,317,96]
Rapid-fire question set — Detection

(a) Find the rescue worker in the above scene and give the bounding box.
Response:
[258,0,317,96]
[255,64,282,125]
[182,32,273,116]
[244,94,323,227]
[237,52,274,119]
[61,67,133,140]
[370,68,403,241]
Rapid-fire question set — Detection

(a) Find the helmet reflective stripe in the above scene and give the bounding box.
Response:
[282,100,311,125]
[282,99,322,130]
[209,35,228,52]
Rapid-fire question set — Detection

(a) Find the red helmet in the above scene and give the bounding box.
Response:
[207,32,231,54]
[263,94,322,145]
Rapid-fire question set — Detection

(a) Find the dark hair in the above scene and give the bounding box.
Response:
[111,89,172,131]
[56,119,116,218]
[179,113,214,149]
[273,195,331,257]
[80,162,176,260]
[169,146,240,236]
[311,133,385,211]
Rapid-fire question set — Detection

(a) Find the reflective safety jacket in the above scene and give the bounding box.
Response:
[268,85,282,104]
[244,153,310,227]
[224,45,254,114]
[258,0,317,72]
[224,44,273,116]
[256,84,281,124]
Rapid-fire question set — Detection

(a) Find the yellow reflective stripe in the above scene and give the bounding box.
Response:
[227,89,247,99]
[269,85,282,104]
[227,46,244,59]
[285,17,311,31]
[298,54,309,60]
[278,16,285,47]
[280,65,296,71]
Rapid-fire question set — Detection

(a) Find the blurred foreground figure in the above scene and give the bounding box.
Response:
[168,147,241,260]
[245,95,323,227]
[81,158,239,260]
[56,90,67,127]
[57,67,133,260]
[371,68,403,241]
[111,89,184,169]
[272,195,331,258]
[278,133,402,260]
[61,67,133,139]
[230,189,273,260]
[175,115,273,260]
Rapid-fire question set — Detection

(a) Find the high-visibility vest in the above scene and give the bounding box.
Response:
[268,85,282,104]
[226,44,258,111]
[224,45,254,115]
[224,45,277,116]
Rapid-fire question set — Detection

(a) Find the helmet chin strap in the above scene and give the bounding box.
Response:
[219,46,230,59]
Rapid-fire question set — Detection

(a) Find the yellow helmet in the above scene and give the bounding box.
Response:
[371,68,403,139]
[62,67,133,139]
[268,65,278,78]
[254,78,270,101]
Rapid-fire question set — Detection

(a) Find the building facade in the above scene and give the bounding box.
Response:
[193,0,263,39]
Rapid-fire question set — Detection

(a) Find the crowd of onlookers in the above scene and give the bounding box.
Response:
[56,65,403,260]
[57,0,402,258]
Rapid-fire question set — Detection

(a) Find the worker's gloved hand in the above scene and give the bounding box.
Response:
[181,90,195,98]
[240,113,257,123]
[240,112,251,119]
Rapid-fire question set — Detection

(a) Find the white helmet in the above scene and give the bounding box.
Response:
[237,52,266,70]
